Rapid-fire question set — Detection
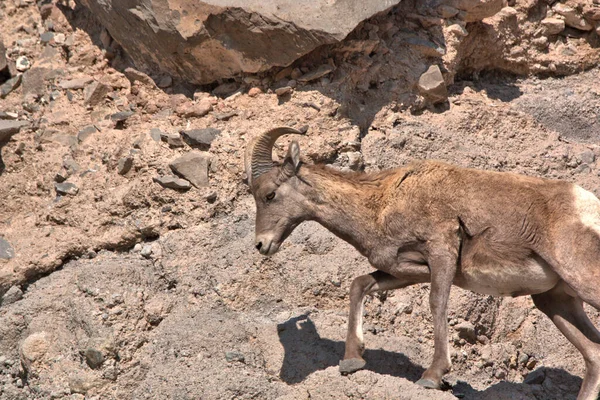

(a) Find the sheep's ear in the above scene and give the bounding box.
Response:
[287,141,301,169]
[282,141,301,176]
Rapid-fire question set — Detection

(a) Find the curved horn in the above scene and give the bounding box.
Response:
[245,126,306,186]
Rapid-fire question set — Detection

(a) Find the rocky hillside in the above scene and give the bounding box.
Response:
[0,0,600,399]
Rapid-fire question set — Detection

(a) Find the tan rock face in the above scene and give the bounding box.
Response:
[78,0,404,85]
[553,3,594,31]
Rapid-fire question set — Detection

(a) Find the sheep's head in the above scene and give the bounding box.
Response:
[245,127,308,256]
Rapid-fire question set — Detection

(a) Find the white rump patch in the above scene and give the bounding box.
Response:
[573,185,600,234]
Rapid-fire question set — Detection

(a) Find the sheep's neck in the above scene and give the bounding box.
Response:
[298,165,389,258]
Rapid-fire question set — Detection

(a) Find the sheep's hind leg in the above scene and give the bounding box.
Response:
[532,283,600,400]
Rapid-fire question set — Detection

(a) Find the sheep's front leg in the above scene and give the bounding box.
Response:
[340,267,429,375]
[416,252,457,389]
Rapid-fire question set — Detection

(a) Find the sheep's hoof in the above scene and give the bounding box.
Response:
[416,378,441,390]
[339,358,366,375]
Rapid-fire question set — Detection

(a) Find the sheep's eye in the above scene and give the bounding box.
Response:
[266,192,276,201]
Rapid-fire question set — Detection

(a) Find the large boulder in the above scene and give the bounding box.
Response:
[78,0,403,84]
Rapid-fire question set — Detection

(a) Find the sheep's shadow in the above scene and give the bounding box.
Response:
[277,314,424,384]
[277,314,583,399]
[452,368,582,400]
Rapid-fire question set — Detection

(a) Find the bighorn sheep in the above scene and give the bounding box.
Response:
[245,127,600,400]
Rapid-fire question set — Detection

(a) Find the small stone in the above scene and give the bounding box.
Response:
[225,351,245,363]
[54,33,66,45]
[40,31,55,43]
[454,321,476,343]
[58,77,94,90]
[110,111,134,122]
[84,348,104,369]
[117,156,133,175]
[63,159,80,174]
[69,374,97,394]
[103,366,118,381]
[124,67,156,87]
[0,112,17,120]
[275,86,293,96]
[524,368,545,385]
[579,150,595,164]
[0,120,29,142]
[248,87,262,97]
[84,81,111,106]
[133,243,142,252]
[193,91,209,101]
[275,66,293,81]
[2,286,23,305]
[177,99,212,118]
[77,125,98,142]
[153,175,191,190]
[541,18,566,35]
[205,192,217,203]
[157,75,172,88]
[180,127,221,149]
[346,152,362,170]
[16,56,31,72]
[518,353,529,366]
[165,133,185,148]
[54,170,69,183]
[140,245,152,258]
[447,24,468,37]
[291,68,302,80]
[418,65,448,104]
[0,76,22,99]
[149,128,162,142]
[169,151,211,188]
[55,182,79,196]
[495,369,506,379]
[298,64,335,83]
[526,358,537,370]
[20,332,50,370]
[144,298,167,324]
[14,142,25,156]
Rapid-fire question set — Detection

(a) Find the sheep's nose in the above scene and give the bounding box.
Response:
[255,241,263,251]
